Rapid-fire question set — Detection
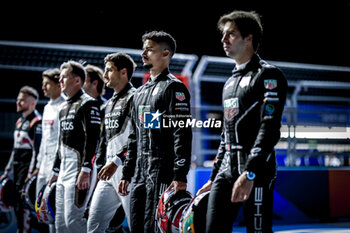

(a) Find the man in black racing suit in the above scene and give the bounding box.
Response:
[0,86,42,233]
[119,31,192,233]
[197,11,288,233]
[49,61,101,232]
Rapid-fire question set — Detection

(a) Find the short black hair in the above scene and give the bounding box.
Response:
[142,31,177,58]
[104,52,137,80]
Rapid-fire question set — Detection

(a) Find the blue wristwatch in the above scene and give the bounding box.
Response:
[246,171,256,181]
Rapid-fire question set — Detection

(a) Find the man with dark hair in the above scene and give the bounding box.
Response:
[0,85,42,233]
[87,52,136,233]
[34,68,64,233]
[83,64,107,107]
[119,31,192,233]
[48,60,101,232]
[197,11,287,233]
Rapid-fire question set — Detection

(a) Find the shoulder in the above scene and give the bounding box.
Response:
[256,60,287,87]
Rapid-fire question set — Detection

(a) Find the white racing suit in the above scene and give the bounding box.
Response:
[52,89,101,233]
[88,83,135,233]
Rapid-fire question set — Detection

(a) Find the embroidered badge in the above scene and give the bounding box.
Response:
[175,92,186,101]
[264,79,277,90]
[224,98,239,120]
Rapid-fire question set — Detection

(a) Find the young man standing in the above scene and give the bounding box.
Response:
[87,52,136,233]
[49,61,101,232]
[197,11,288,233]
[119,31,192,233]
[0,86,42,233]
[34,68,65,233]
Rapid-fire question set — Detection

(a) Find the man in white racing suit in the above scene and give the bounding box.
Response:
[34,68,64,233]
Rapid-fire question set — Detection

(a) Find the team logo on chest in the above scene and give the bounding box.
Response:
[138,105,151,124]
[224,98,239,120]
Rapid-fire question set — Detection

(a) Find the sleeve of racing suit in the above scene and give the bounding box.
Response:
[28,120,42,175]
[164,82,192,183]
[81,101,101,173]
[244,67,288,175]
[121,101,137,182]
[210,130,226,181]
[95,121,106,172]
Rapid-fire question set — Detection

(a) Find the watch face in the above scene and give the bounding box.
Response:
[247,171,256,180]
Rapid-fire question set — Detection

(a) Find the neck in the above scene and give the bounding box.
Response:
[50,92,61,101]
[66,87,81,99]
[22,109,34,118]
[233,49,255,66]
[150,63,168,78]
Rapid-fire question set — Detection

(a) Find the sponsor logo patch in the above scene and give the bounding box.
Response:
[224,98,239,120]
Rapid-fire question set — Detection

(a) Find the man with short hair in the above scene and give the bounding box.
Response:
[49,60,101,232]
[87,52,136,233]
[34,68,64,233]
[197,11,288,233]
[119,31,192,233]
[83,64,107,107]
[0,85,42,233]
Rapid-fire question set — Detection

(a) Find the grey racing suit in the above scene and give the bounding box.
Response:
[88,83,135,233]
[52,89,101,233]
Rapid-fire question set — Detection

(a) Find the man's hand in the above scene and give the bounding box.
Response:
[118,180,130,196]
[47,174,58,187]
[165,180,187,194]
[231,172,254,203]
[196,180,212,196]
[98,162,117,181]
[76,171,90,190]
[25,168,39,183]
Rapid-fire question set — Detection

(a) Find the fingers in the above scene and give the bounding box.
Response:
[118,181,130,196]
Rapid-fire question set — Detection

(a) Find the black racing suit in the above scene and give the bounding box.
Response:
[122,68,192,233]
[52,89,101,232]
[4,110,42,233]
[206,54,287,233]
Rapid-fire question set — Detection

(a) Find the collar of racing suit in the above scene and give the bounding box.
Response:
[232,53,261,76]
[146,68,170,84]
[112,82,133,100]
[67,89,84,103]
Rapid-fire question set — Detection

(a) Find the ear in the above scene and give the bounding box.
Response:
[92,79,98,87]
[120,68,128,76]
[245,34,253,44]
[163,49,170,57]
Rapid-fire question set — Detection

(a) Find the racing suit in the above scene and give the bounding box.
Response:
[52,89,101,233]
[87,82,135,233]
[35,95,64,233]
[206,54,287,233]
[4,110,42,233]
[122,68,192,233]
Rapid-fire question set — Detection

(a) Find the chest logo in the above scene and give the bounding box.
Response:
[224,98,239,120]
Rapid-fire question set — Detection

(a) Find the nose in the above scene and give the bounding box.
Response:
[221,32,229,44]
[141,49,147,58]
